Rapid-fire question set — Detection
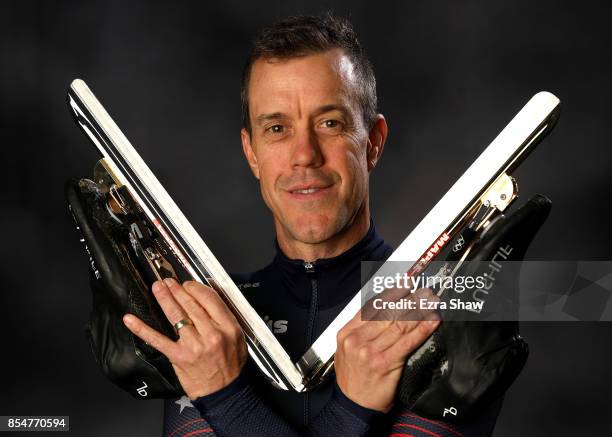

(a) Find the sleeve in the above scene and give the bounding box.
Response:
[180,362,385,437]
[386,397,504,437]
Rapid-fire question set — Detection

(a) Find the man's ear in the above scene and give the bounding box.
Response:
[366,114,388,172]
[241,128,260,179]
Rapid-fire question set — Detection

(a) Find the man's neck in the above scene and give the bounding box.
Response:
[275,208,371,262]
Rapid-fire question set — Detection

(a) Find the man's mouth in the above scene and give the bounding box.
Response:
[286,183,334,199]
[291,187,324,194]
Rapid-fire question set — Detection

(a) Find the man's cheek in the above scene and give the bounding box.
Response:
[341,153,365,187]
[257,174,276,211]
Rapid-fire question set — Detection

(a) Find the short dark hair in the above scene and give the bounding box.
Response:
[241,13,377,134]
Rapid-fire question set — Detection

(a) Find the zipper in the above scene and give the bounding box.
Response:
[303,261,318,426]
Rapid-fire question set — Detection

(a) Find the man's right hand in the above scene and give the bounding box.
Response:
[123,278,248,400]
[334,287,440,413]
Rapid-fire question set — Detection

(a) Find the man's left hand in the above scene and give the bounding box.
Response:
[335,287,441,413]
[123,278,248,400]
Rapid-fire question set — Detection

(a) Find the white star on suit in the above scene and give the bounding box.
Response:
[175,395,194,414]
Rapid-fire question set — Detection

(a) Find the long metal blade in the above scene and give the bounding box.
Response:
[67,79,305,391]
[296,92,560,387]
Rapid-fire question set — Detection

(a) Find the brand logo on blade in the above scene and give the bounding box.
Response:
[453,234,465,252]
[412,232,451,274]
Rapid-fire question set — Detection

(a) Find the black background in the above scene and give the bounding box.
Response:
[1,1,611,435]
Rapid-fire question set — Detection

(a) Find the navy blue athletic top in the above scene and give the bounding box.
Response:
[162,223,501,436]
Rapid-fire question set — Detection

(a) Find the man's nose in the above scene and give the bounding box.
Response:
[290,127,323,168]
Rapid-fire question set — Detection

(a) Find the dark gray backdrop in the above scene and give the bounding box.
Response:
[1,1,611,435]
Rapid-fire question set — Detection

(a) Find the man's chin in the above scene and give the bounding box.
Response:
[286,216,340,245]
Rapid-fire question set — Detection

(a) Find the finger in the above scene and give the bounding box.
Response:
[394,288,439,322]
[355,319,397,342]
[366,289,435,348]
[382,316,440,363]
[356,288,434,339]
[370,319,420,351]
[123,313,179,359]
[376,284,415,301]
[182,280,239,327]
[163,278,215,336]
[152,280,198,338]
[338,308,386,345]
[362,285,412,319]
[362,286,427,322]
[341,287,435,341]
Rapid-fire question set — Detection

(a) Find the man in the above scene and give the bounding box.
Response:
[122,14,501,436]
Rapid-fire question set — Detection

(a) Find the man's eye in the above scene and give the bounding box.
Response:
[266,124,284,134]
[321,119,342,129]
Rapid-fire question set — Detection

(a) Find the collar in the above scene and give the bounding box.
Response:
[273,220,384,270]
[271,220,391,308]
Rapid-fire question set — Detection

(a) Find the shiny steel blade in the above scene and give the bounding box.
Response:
[297,92,560,388]
[67,79,305,391]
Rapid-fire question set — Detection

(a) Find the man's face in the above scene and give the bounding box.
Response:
[241,49,381,246]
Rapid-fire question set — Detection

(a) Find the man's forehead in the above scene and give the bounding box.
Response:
[248,49,359,116]
[250,48,356,84]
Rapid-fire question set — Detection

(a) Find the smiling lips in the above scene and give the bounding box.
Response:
[291,187,325,194]
[286,183,334,198]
